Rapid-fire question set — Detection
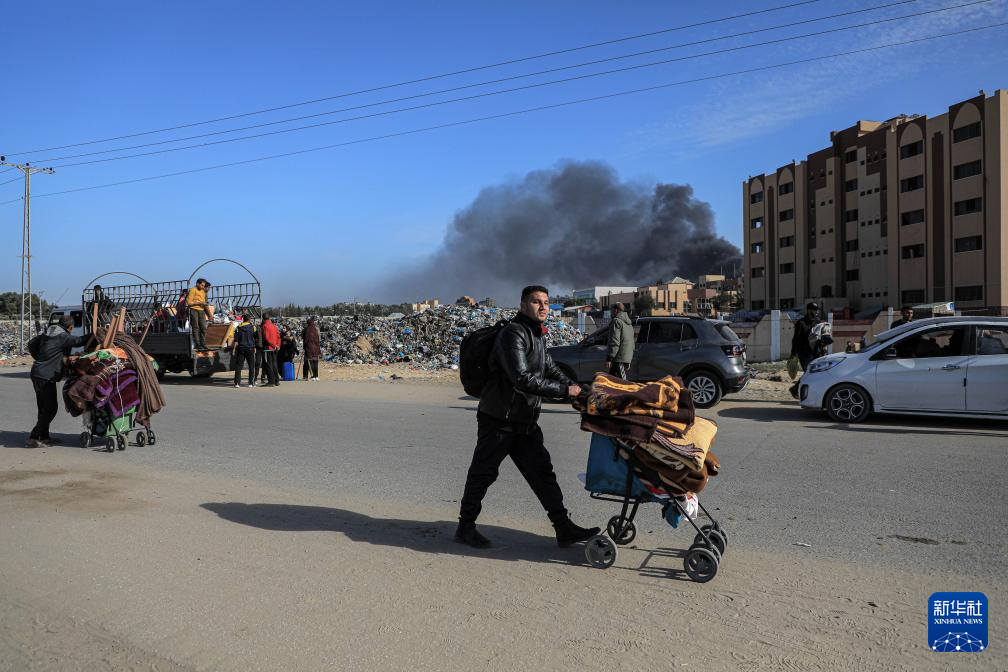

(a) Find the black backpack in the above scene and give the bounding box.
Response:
[27,333,45,360]
[459,320,509,398]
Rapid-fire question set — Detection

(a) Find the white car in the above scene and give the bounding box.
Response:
[799,316,1008,423]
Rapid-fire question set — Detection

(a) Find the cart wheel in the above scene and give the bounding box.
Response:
[606,516,637,545]
[684,546,719,583]
[117,436,126,451]
[136,431,146,447]
[693,528,727,556]
[105,438,116,452]
[80,432,91,448]
[701,523,729,545]
[147,430,156,446]
[584,535,617,569]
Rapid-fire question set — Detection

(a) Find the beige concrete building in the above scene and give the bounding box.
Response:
[599,277,694,315]
[744,90,1008,313]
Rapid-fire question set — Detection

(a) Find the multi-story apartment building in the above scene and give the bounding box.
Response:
[743,90,1007,313]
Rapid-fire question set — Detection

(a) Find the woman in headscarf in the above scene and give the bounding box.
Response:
[301,317,322,380]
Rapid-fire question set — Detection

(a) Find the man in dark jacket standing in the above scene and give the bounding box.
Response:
[605,302,635,378]
[231,315,258,388]
[27,316,91,447]
[456,285,601,549]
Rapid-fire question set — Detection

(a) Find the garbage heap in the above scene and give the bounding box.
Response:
[0,320,33,360]
[274,305,582,370]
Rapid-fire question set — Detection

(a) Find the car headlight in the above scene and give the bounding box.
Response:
[807,357,845,373]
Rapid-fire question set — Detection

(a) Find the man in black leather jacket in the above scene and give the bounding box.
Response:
[456,285,601,549]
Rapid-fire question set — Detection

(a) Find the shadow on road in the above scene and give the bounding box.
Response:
[0,430,92,450]
[0,370,29,379]
[717,404,1008,437]
[201,501,592,566]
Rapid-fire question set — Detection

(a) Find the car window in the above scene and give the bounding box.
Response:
[891,327,969,358]
[645,322,683,343]
[635,322,649,343]
[716,324,739,341]
[47,312,64,326]
[976,327,1008,355]
[681,324,698,342]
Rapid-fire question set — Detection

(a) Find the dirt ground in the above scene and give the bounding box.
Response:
[3,448,1002,672]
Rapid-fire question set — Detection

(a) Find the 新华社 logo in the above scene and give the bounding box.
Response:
[929,591,987,653]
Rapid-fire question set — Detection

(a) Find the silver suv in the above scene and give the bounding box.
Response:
[548,316,749,408]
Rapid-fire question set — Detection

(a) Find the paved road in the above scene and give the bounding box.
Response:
[2,367,1005,579]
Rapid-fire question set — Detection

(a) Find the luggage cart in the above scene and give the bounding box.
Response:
[583,434,728,583]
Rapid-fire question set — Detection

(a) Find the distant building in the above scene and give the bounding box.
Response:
[598,277,694,315]
[571,286,638,306]
[410,298,441,313]
[744,89,1008,313]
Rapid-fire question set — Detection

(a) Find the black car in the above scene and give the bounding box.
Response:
[548,316,749,408]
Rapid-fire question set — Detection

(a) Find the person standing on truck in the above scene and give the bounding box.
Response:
[260,316,281,386]
[186,278,212,351]
[26,316,92,447]
[302,317,321,380]
[605,302,635,379]
[231,315,258,388]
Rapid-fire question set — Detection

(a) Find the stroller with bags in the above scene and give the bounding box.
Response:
[582,433,728,582]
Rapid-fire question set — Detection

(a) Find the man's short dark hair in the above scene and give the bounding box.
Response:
[613,302,625,312]
[60,315,74,331]
[901,305,913,312]
[197,277,210,287]
[520,285,549,302]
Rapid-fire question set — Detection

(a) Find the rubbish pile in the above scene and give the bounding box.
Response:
[275,305,582,370]
[0,320,34,360]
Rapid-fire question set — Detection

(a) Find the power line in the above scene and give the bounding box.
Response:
[45,0,992,170]
[2,20,1002,207]
[0,176,24,187]
[33,0,924,165]
[3,0,835,156]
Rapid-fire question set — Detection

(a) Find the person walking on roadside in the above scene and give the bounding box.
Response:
[260,316,281,386]
[891,305,914,329]
[302,317,321,380]
[26,316,92,447]
[605,302,635,379]
[231,315,258,388]
[186,278,212,351]
[789,302,826,398]
[455,285,601,549]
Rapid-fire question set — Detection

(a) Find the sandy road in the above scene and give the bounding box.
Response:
[1,446,1004,672]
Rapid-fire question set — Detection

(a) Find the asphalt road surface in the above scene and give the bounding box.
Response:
[1,368,1005,670]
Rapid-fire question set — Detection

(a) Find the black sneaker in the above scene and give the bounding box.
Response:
[554,519,601,547]
[454,522,492,549]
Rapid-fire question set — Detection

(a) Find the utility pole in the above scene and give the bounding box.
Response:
[0,156,55,353]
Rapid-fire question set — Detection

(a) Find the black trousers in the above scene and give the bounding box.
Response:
[233,347,257,385]
[459,415,568,525]
[259,350,278,384]
[608,361,629,379]
[302,358,319,379]
[30,376,58,440]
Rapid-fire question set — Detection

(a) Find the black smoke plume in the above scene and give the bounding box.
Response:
[379,160,740,303]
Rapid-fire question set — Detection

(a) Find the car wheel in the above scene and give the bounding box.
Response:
[825,384,871,423]
[685,371,722,408]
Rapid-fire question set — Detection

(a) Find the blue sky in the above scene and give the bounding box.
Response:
[2,0,1006,306]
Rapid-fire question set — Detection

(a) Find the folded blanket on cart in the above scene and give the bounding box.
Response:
[581,413,692,447]
[62,361,133,416]
[94,372,140,417]
[577,373,694,423]
[641,416,718,473]
[618,443,721,495]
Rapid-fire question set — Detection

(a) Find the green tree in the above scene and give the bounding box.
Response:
[633,294,655,316]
